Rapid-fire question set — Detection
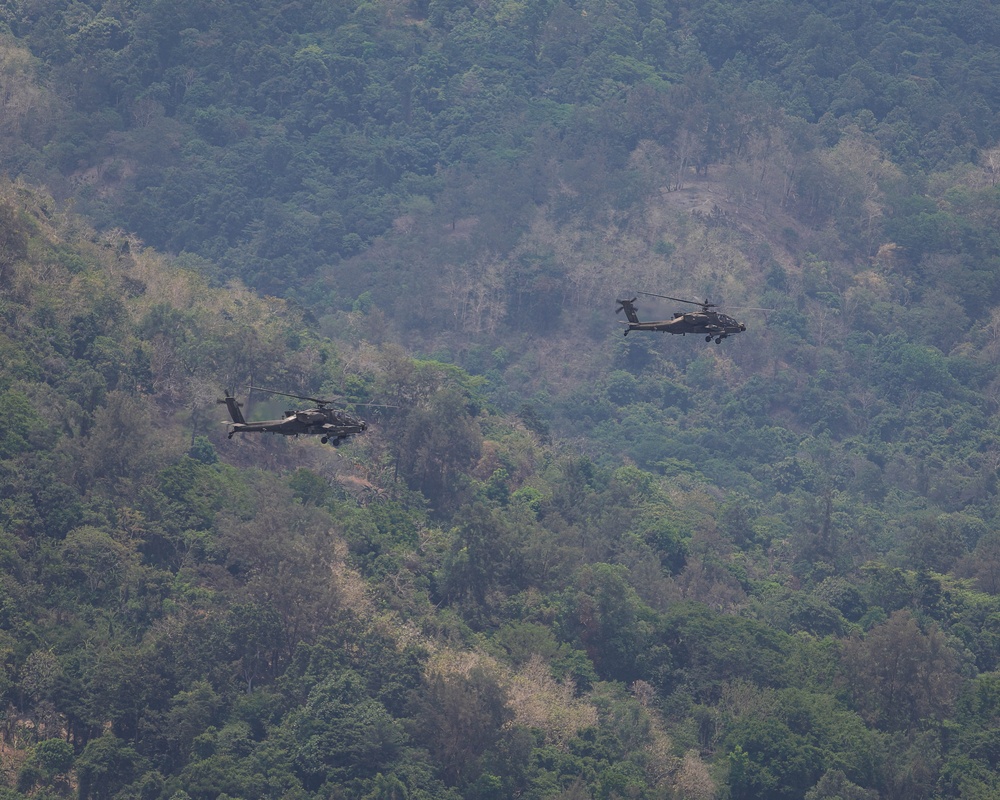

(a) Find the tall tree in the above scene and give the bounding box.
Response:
[840,610,961,731]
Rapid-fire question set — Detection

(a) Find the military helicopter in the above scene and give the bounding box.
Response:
[219,386,368,446]
[616,292,752,343]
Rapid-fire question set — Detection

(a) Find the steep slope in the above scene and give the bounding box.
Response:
[4,177,1000,799]
[0,182,708,799]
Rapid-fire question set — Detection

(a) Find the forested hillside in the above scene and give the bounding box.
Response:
[4,0,1000,798]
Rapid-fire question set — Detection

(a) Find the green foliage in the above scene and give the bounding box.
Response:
[656,603,793,701]
[188,436,218,465]
[840,610,962,732]
[563,563,656,684]
[284,670,407,790]
[76,735,149,800]
[2,0,994,306]
[379,366,486,511]
[18,737,74,791]
[408,666,512,788]
[5,0,1000,792]
[0,389,51,458]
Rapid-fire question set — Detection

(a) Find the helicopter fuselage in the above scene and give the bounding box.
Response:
[631,311,745,335]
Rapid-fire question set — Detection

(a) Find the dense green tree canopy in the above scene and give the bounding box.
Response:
[4,0,1000,795]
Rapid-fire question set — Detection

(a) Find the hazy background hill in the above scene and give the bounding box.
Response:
[3,0,1000,798]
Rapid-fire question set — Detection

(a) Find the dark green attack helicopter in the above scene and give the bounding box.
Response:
[219,386,368,446]
[616,292,765,343]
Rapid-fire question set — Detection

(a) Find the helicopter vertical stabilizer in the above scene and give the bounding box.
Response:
[616,298,640,324]
[219,394,246,425]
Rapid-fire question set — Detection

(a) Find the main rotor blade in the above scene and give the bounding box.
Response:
[636,291,715,307]
[249,385,399,409]
[249,386,332,405]
[635,292,775,312]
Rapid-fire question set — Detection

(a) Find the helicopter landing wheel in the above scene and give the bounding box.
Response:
[705,335,712,342]
[321,436,329,444]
